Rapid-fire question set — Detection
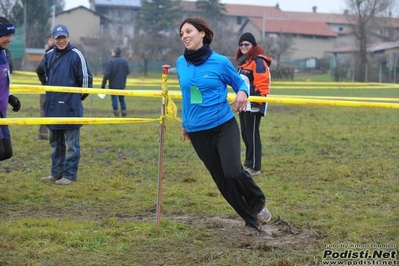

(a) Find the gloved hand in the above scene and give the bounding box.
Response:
[80,94,89,101]
[8,95,21,112]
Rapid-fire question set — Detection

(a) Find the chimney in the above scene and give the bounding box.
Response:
[312,6,317,13]
[276,4,280,9]
[344,9,349,15]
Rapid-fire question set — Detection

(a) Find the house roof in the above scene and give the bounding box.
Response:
[92,0,141,7]
[178,2,343,37]
[286,10,399,29]
[57,5,110,20]
[224,4,287,19]
[178,2,286,19]
[179,1,199,12]
[249,18,338,37]
[369,42,399,52]
[328,41,399,53]
[284,11,350,25]
[89,1,398,39]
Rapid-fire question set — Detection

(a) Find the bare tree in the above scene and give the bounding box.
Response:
[0,0,17,17]
[263,33,295,68]
[194,0,236,57]
[345,0,395,81]
[83,29,123,76]
[135,0,182,76]
[133,31,182,76]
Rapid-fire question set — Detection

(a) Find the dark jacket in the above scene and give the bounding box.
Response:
[5,48,13,73]
[36,46,53,85]
[101,54,130,89]
[43,43,93,130]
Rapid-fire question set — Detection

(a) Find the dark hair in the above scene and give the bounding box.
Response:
[235,45,266,62]
[113,47,121,55]
[179,17,214,45]
[0,17,10,24]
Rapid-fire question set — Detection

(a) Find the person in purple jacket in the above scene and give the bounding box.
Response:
[40,24,92,185]
[0,16,20,161]
[176,17,271,236]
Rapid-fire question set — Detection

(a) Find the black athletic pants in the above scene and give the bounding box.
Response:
[239,111,262,171]
[188,118,266,228]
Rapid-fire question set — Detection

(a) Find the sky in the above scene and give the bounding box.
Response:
[64,0,348,14]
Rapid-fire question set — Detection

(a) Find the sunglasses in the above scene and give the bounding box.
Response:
[238,42,252,47]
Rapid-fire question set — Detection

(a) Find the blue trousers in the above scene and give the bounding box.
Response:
[49,128,80,181]
[111,95,126,111]
[0,125,12,161]
[0,126,12,161]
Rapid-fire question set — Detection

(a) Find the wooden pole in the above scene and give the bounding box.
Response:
[156,64,170,226]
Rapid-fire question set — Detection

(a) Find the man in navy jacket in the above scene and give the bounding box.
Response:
[41,24,93,185]
[101,47,130,117]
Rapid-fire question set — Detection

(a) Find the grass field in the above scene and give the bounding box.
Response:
[0,72,398,265]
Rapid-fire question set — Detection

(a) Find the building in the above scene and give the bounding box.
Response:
[329,42,399,82]
[18,1,397,75]
[90,0,141,50]
[54,5,110,48]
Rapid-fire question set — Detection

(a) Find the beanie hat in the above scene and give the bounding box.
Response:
[0,17,15,38]
[238,32,257,46]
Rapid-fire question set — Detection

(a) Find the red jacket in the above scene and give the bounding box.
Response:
[238,54,272,115]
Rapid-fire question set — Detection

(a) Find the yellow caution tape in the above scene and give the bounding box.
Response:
[0,117,161,126]
[271,95,399,102]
